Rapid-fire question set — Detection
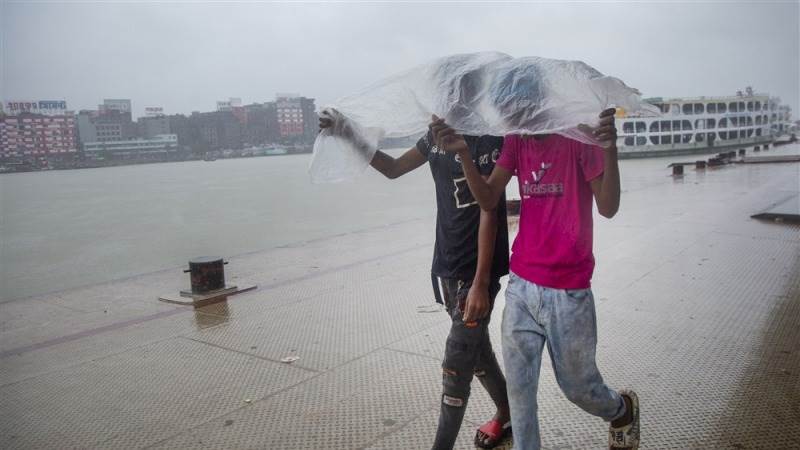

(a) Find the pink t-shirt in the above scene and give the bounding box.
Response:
[496,134,605,289]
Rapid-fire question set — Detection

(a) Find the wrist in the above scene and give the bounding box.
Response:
[472,276,490,289]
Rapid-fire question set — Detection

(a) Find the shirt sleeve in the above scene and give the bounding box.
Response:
[578,143,605,182]
[415,130,433,158]
[495,135,519,175]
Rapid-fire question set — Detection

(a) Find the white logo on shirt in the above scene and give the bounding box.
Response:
[453,177,478,209]
[531,162,552,184]
[522,161,562,198]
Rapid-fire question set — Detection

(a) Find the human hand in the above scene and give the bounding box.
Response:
[578,108,618,150]
[429,115,469,155]
[318,108,355,140]
[462,283,490,324]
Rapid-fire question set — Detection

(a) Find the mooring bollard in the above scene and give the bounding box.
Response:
[184,256,228,294]
[672,165,684,176]
[696,160,706,169]
[158,257,257,306]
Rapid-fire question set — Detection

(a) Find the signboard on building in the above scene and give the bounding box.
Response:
[145,107,164,117]
[101,99,132,113]
[4,100,68,116]
[217,97,242,112]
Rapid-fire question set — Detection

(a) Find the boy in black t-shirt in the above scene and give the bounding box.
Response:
[320,112,511,450]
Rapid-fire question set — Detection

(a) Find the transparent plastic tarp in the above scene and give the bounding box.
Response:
[310,52,659,183]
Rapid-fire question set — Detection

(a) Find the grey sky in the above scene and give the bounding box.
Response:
[3,1,798,119]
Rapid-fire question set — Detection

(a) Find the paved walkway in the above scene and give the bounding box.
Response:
[2,147,799,449]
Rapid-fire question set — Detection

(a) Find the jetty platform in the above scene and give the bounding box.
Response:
[1,146,799,449]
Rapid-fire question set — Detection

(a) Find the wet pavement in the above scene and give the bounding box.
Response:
[1,146,799,449]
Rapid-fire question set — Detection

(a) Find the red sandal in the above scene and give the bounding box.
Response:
[475,419,512,449]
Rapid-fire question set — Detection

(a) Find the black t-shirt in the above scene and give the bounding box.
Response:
[415,131,509,280]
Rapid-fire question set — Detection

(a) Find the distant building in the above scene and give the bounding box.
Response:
[299,97,317,143]
[217,98,246,124]
[276,94,316,142]
[137,115,171,139]
[1,112,77,160]
[166,114,201,151]
[197,111,243,150]
[83,134,178,160]
[167,111,243,153]
[243,102,279,146]
[76,103,136,147]
[98,110,136,141]
[76,111,99,146]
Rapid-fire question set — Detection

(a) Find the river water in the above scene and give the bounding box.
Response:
[1,152,438,301]
[2,144,798,301]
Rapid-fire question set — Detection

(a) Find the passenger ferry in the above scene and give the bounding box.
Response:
[615,87,794,158]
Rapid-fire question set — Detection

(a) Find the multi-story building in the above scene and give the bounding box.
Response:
[137,115,171,139]
[170,111,243,152]
[276,94,316,142]
[243,102,279,146]
[76,110,99,146]
[167,114,201,151]
[1,112,77,160]
[76,104,136,148]
[299,97,317,143]
[217,98,246,124]
[83,134,179,160]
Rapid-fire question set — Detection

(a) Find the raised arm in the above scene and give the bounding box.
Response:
[429,116,512,210]
[319,111,426,179]
[369,148,427,179]
[588,108,621,218]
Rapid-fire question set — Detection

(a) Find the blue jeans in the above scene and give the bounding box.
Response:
[502,272,625,450]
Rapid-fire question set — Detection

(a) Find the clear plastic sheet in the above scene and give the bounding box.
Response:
[310,52,659,183]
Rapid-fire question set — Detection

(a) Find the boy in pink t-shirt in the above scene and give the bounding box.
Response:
[430,109,640,450]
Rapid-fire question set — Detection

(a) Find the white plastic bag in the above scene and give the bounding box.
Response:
[310,109,383,183]
[310,52,658,183]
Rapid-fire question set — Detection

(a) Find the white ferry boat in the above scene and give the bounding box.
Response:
[616,87,794,158]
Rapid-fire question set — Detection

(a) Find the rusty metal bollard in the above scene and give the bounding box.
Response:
[184,256,228,294]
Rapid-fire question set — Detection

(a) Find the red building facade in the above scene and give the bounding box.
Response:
[1,113,78,160]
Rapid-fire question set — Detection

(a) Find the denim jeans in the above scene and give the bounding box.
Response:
[432,277,509,450]
[502,272,625,450]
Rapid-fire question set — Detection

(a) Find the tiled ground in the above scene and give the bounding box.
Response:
[1,145,799,449]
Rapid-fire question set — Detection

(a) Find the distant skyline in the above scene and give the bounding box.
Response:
[3,1,799,119]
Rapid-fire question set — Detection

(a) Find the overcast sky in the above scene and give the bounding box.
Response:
[3,1,798,118]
